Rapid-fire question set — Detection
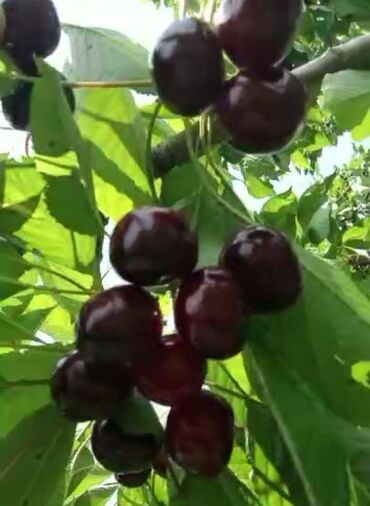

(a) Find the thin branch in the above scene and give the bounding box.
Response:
[151,33,370,177]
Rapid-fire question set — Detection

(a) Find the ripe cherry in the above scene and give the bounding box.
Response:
[220,225,302,313]
[165,391,234,476]
[115,469,151,488]
[134,334,206,406]
[152,17,225,116]
[76,286,162,367]
[2,0,61,72]
[175,268,244,359]
[216,0,303,70]
[50,351,133,422]
[215,68,307,154]
[91,419,160,473]
[110,207,198,287]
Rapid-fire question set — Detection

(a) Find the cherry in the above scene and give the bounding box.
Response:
[76,285,162,367]
[152,17,225,116]
[175,268,244,359]
[50,351,133,422]
[91,419,160,473]
[115,469,151,488]
[165,391,234,476]
[215,68,307,154]
[2,76,75,131]
[110,207,198,287]
[216,0,303,70]
[2,0,61,72]
[134,334,206,406]
[220,225,302,313]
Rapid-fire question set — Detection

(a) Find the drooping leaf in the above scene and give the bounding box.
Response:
[0,404,76,506]
[63,24,154,94]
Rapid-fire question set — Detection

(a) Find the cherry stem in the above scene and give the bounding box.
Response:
[0,378,49,388]
[13,73,154,90]
[145,101,162,204]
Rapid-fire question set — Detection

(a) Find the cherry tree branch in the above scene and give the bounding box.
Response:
[152,33,370,178]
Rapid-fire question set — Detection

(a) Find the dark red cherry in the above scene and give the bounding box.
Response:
[2,0,61,72]
[50,351,133,422]
[220,225,302,313]
[91,419,160,473]
[110,207,198,286]
[216,0,303,70]
[215,69,307,154]
[134,334,206,406]
[76,286,162,367]
[115,469,151,488]
[165,391,234,476]
[152,17,225,116]
[175,268,244,359]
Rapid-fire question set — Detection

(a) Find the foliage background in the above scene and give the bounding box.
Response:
[0,0,369,505]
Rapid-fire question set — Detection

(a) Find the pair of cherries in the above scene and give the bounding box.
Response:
[51,206,302,483]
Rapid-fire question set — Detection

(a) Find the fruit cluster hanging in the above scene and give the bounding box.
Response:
[51,206,302,488]
[152,0,307,154]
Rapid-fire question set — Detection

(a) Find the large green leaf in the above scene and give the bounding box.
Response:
[77,88,153,220]
[245,346,349,506]
[0,405,76,506]
[63,24,154,94]
[322,71,370,139]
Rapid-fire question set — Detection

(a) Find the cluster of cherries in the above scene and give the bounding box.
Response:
[51,206,302,488]
[152,0,307,153]
[0,0,75,130]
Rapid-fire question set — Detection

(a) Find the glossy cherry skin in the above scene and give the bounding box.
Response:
[165,391,234,477]
[216,0,302,70]
[76,286,162,367]
[91,419,160,473]
[2,0,61,72]
[115,469,151,488]
[110,207,198,287]
[220,225,302,313]
[215,68,307,154]
[50,351,133,422]
[175,268,244,359]
[134,334,206,406]
[152,17,225,116]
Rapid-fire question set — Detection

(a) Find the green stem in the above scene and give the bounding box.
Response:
[145,101,161,204]
[183,119,250,225]
[0,342,72,353]
[218,362,250,397]
[14,73,153,90]
[0,378,49,388]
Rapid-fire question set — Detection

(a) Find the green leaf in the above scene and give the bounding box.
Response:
[30,63,73,156]
[44,174,100,235]
[246,346,350,506]
[78,88,152,220]
[63,24,154,94]
[0,50,18,98]
[0,241,29,299]
[343,224,370,249]
[0,404,76,506]
[74,486,116,506]
[245,173,274,199]
[261,189,298,238]
[332,0,370,20]
[322,71,370,138]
